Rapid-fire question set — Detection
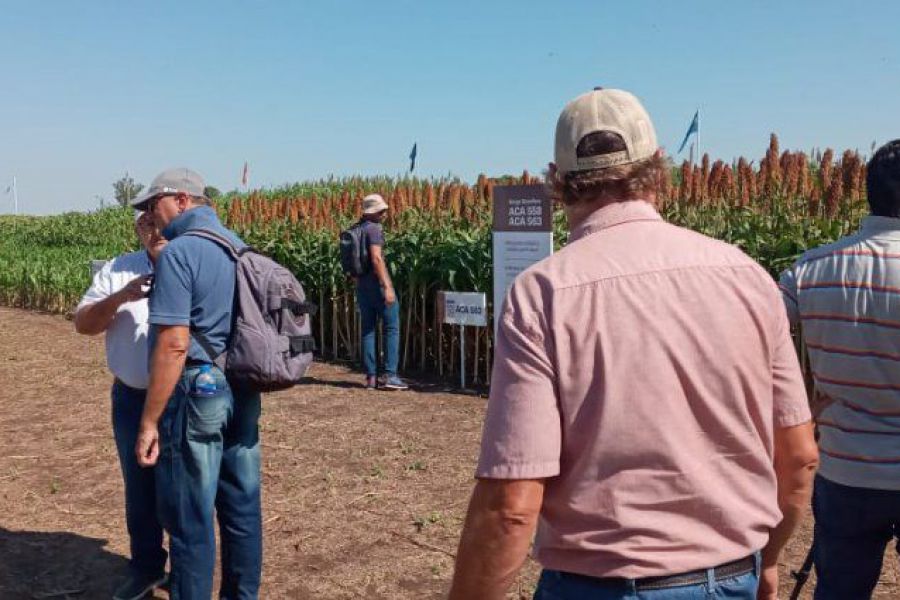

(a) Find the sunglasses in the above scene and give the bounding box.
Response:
[146,194,174,212]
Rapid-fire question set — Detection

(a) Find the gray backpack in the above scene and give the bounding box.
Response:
[185,229,317,393]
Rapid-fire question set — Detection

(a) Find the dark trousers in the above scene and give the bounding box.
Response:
[111,380,167,578]
[813,474,900,599]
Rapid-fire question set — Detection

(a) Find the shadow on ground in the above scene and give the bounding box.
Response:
[0,528,131,599]
[303,361,489,397]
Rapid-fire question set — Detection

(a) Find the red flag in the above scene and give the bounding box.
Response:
[241,162,249,187]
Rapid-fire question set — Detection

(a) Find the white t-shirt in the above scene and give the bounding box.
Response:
[76,250,153,390]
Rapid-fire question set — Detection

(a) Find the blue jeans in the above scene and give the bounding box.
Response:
[112,380,167,578]
[533,557,759,600]
[155,365,262,600]
[357,285,400,377]
[813,475,900,599]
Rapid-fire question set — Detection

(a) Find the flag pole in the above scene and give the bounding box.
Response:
[12,176,18,215]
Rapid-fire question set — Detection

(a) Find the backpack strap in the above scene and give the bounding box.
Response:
[191,327,227,370]
[282,298,318,316]
[354,220,372,275]
[182,228,250,260]
[181,228,244,370]
[289,335,317,355]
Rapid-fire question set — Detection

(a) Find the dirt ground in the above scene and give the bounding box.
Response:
[0,306,896,599]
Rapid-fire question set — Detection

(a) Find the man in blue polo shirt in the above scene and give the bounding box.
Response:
[132,168,262,600]
[354,193,407,391]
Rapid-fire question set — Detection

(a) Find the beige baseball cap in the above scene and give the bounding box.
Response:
[362,193,389,215]
[554,88,658,175]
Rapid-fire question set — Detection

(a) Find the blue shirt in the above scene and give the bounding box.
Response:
[357,219,385,294]
[148,205,246,364]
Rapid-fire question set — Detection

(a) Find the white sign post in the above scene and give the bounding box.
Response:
[438,291,487,389]
[492,185,553,336]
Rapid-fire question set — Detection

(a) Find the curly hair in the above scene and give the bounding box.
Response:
[867,140,900,217]
[547,131,668,206]
[547,153,669,206]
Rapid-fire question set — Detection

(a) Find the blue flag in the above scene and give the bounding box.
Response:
[677,111,699,154]
[409,143,417,172]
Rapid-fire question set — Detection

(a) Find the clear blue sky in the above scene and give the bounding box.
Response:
[1,1,898,215]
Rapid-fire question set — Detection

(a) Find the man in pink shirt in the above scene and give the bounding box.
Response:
[449,89,819,600]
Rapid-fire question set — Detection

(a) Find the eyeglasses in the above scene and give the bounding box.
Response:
[146,194,173,212]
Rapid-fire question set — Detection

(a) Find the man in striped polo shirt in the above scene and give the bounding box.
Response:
[779,140,900,599]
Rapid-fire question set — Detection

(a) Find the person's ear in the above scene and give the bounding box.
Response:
[176,193,190,213]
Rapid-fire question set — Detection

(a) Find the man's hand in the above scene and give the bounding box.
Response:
[116,274,152,304]
[383,286,397,306]
[138,325,190,467]
[75,274,152,335]
[136,421,160,467]
[757,563,778,600]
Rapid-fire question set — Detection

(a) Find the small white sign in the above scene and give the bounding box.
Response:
[441,291,487,327]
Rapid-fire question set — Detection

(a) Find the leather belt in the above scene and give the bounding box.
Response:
[113,378,145,393]
[563,555,755,591]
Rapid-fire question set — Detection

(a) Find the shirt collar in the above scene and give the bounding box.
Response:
[860,215,900,239]
[569,200,662,243]
[162,205,219,240]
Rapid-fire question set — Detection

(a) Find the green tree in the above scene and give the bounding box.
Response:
[203,185,222,199]
[113,173,144,207]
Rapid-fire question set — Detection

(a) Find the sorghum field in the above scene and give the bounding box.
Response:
[1,136,898,598]
[0,135,870,383]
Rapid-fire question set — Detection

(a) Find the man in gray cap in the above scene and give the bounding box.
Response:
[449,89,819,600]
[75,211,168,600]
[131,168,263,599]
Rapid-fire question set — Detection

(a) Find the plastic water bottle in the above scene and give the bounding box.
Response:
[193,365,218,397]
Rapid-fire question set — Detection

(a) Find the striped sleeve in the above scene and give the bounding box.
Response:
[778,265,800,327]
[770,283,812,428]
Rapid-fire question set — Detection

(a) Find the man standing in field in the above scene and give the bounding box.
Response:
[449,88,819,600]
[779,140,900,599]
[131,168,263,599]
[74,211,169,600]
[353,193,407,390]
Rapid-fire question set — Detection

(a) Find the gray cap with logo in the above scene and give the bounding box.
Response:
[131,167,207,210]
